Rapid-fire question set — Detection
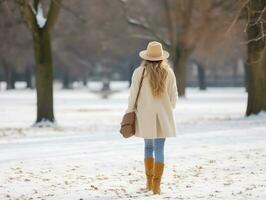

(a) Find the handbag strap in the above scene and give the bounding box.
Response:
[134,67,146,109]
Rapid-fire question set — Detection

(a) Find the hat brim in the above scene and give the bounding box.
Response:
[139,50,169,61]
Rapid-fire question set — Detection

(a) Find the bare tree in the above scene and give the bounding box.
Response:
[119,0,237,96]
[17,0,61,124]
[1,0,248,100]
[165,0,241,96]
[0,1,33,90]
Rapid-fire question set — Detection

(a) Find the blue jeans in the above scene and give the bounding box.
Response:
[144,138,166,163]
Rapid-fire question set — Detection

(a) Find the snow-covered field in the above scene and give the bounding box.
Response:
[0,87,266,200]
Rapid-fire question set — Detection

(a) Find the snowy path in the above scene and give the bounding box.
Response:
[0,88,266,199]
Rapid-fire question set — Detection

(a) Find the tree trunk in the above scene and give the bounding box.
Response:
[5,67,12,90]
[232,64,237,87]
[10,71,16,89]
[128,64,134,88]
[4,66,15,90]
[197,64,206,90]
[173,46,191,97]
[25,68,33,89]
[82,76,88,87]
[244,62,248,92]
[82,69,89,87]
[102,78,110,92]
[18,0,61,124]
[33,29,54,122]
[246,0,266,116]
[62,68,71,89]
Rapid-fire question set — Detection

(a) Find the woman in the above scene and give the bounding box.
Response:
[126,41,177,194]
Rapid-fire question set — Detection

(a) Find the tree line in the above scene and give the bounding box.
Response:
[0,0,265,125]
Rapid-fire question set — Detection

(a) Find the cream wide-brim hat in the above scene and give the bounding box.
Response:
[139,41,169,61]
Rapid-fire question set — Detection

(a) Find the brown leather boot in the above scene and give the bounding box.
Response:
[153,162,164,195]
[144,158,154,191]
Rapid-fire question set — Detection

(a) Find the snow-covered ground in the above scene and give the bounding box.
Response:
[0,87,266,200]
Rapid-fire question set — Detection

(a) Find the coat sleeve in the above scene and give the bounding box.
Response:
[126,68,141,113]
[167,68,178,109]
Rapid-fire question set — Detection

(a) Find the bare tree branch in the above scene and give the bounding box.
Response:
[60,1,87,24]
[118,0,170,47]
[16,0,38,32]
[45,0,62,32]
[163,0,177,50]
[245,0,266,43]
[226,0,249,35]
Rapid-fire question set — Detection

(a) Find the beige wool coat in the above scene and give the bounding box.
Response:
[126,65,178,139]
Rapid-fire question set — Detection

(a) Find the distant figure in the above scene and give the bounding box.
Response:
[125,41,177,194]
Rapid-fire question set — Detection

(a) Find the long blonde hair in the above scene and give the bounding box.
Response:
[143,60,169,98]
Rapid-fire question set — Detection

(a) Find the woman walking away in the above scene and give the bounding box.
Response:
[125,41,177,194]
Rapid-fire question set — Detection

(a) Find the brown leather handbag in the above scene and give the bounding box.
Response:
[120,68,145,138]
